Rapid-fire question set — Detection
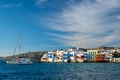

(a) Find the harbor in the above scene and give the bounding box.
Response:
[0,0,120,80]
[2,46,120,64]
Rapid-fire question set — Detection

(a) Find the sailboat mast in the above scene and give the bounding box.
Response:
[18,34,20,54]
[13,34,20,56]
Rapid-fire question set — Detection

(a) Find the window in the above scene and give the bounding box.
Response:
[70,54,74,57]
[48,56,52,58]
[63,54,67,56]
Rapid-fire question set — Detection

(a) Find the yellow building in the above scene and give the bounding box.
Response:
[87,49,98,62]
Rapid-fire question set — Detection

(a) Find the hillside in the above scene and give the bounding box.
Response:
[4,51,47,61]
[96,46,120,50]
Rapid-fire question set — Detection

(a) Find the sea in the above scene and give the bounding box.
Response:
[0,61,120,80]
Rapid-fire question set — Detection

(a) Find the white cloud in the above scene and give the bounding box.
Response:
[35,0,48,5]
[0,3,22,8]
[116,15,120,19]
[96,0,120,8]
[39,0,120,48]
[0,4,11,8]
[15,3,23,7]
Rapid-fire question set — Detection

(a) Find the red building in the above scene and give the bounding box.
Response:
[95,54,105,62]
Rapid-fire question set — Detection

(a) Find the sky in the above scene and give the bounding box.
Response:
[0,0,120,56]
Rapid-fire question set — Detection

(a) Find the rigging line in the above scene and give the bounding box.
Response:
[13,34,20,56]
[18,34,20,54]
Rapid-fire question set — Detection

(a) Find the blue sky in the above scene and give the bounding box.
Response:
[0,0,120,56]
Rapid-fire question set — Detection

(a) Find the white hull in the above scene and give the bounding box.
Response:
[6,58,33,64]
[6,61,32,64]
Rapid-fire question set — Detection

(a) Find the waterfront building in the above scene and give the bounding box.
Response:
[117,49,120,53]
[103,49,118,62]
[69,51,76,62]
[87,49,98,62]
[48,52,53,62]
[41,53,48,62]
[76,50,84,62]
[63,52,68,62]
[56,50,64,62]
[53,52,57,62]
[110,52,120,62]
[95,53,105,62]
[104,52,110,62]
[41,47,120,63]
[83,52,89,62]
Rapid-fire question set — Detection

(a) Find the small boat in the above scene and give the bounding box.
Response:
[6,55,32,64]
[6,35,33,64]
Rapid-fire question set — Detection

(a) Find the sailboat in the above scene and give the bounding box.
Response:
[6,35,33,64]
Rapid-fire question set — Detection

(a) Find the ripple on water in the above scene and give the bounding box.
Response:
[0,62,120,80]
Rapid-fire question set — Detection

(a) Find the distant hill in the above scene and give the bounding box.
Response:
[0,57,4,60]
[96,46,120,50]
[4,51,47,61]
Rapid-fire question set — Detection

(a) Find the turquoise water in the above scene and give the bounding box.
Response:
[0,61,120,80]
